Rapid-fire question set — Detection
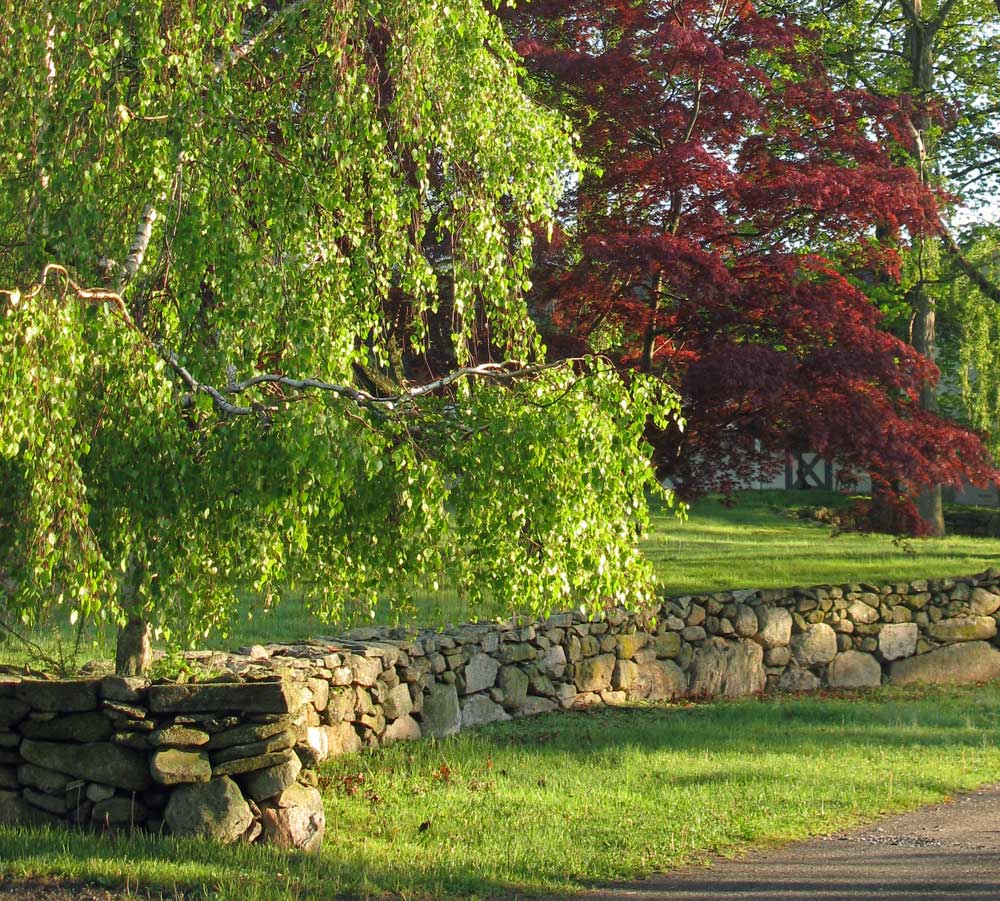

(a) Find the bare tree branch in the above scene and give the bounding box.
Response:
[116,204,157,290]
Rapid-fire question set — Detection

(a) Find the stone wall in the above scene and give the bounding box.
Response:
[4,568,1000,850]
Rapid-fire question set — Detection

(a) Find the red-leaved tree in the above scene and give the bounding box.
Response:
[500,0,996,532]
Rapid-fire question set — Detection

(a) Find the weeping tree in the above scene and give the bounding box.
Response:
[0,0,680,675]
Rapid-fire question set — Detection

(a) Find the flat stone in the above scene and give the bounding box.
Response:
[889,641,1000,686]
[211,729,295,766]
[259,783,325,852]
[23,787,67,815]
[460,694,510,727]
[688,639,764,697]
[212,751,293,777]
[755,607,792,648]
[790,623,838,666]
[827,651,882,689]
[0,731,19,748]
[150,725,210,748]
[519,697,558,717]
[15,680,99,713]
[19,740,150,792]
[17,763,69,794]
[463,653,500,695]
[147,682,296,714]
[574,653,616,693]
[879,623,918,661]
[383,715,422,743]
[420,683,461,738]
[205,718,291,751]
[99,676,149,704]
[0,789,58,825]
[238,753,301,802]
[164,777,252,843]
[151,748,212,785]
[928,616,997,643]
[18,712,112,743]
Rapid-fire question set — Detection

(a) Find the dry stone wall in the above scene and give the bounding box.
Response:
[4,568,1000,851]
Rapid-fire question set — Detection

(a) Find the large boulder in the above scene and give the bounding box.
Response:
[790,623,837,667]
[889,641,1000,686]
[827,651,882,689]
[574,654,616,693]
[970,588,1000,616]
[755,607,792,648]
[164,777,253,843]
[688,639,765,697]
[879,623,918,661]
[259,783,325,853]
[420,683,461,738]
[927,616,997,643]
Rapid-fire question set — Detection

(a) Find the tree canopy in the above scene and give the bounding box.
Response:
[501,0,995,527]
[0,0,679,668]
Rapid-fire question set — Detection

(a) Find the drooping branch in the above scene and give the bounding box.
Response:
[940,229,1000,305]
[4,266,585,421]
[116,204,157,290]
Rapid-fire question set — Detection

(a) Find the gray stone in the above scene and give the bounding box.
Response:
[827,651,882,689]
[85,783,116,803]
[0,731,19,748]
[613,659,639,691]
[632,660,687,701]
[755,607,792,648]
[0,789,57,825]
[765,646,791,667]
[99,676,149,703]
[420,683,461,738]
[164,777,252,843]
[574,653,617,693]
[238,753,301,802]
[150,725,210,748]
[205,718,291,751]
[213,751,296,778]
[540,645,567,679]
[295,726,330,767]
[383,715,422,743]
[210,729,295,766]
[147,682,296,714]
[92,796,148,826]
[19,740,150,792]
[519,697,558,717]
[0,766,16,789]
[18,712,112,743]
[259,783,325,853]
[616,633,645,658]
[17,763,69,794]
[382,683,413,720]
[848,601,879,624]
[653,632,682,658]
[928,616,997,643]
[889,641,1000,686]
[460,694,510,727]
[970,588,1000,616]
[463,653,500,695]
[790,623,838,666]
[497,666,529,710]
[15,680,99,712]
[23,787,68,815]
[151,748,212,785]
[688,639,765,697]
[879,623,918,661]
[733,605,759,638]
[778,667,822,693]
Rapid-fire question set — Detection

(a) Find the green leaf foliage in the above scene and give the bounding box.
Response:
[0,1,680,648]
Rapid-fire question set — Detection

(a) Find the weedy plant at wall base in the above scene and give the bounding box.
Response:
[0,1,683,675]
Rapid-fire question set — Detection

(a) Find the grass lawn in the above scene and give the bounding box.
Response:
[2,683,1000,899]
[5,490,1000,669]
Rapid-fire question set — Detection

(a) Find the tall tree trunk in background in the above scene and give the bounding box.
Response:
[114,554,151,676]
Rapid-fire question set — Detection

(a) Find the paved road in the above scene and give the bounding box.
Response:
[583,785,1000,900]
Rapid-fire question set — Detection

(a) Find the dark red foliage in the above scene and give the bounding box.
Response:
[500,0,996,528]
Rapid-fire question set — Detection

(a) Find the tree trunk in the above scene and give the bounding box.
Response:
[115,616,152,676]
[911,281,945,535]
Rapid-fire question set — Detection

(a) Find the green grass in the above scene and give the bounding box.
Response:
[2,683,1000,898]
[5,491,1000,670]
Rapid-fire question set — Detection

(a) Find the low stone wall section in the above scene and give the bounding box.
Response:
[4,568,1000,850]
